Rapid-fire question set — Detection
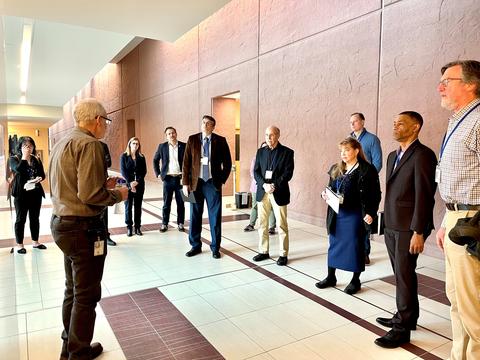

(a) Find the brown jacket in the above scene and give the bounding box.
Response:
[182,132,232,191]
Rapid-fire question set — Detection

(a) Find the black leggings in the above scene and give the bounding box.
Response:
[14,189,43,244]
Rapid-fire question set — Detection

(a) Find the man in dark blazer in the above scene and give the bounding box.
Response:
[252,126,294,266]
[375,111,437,349]
[182,115,232,259]
[153,127,186,232]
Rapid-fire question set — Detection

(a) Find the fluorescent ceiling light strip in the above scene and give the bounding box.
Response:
[20,22,33,93]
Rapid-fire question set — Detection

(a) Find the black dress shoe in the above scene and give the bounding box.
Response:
[277,256,288,266]
[376,317,417,330]
[160,224,168,232]
[186,248,202,257]
[212,251,221,259]
[178,224,185,232]
[252,253,269,262]
[59,342,103,360]
[344,280,361,295]
[17,248,27,254]
[107,238,117,246]
[315,276,337,289]
[374,329,410,348]
[135,228,143,236]
[268,227,276,235]
[127,227,133,237]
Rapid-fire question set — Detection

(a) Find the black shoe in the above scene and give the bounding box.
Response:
[61,342,103,360]
[90,342,103,359]
[178,224,185,232]
[135,228,143,236]
[268,227,276,235]
[277,256,288,266]
[212,251,221,259]
[315,276,337,289]
[344,280,361,295]
[17,248,26,254]
[127,227,133,237]
[376,317,417,330]
[252,253,270,262]
[186,248,202,257]
[244,224,255,232]
[107,238,117,246]
[33,244,47,249]
[160,224,168,232]
[374,329,410,348]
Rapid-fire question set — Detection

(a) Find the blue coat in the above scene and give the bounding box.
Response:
[351,128,383,172]
[152,141,186,180]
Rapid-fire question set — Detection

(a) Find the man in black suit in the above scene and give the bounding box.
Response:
[252,126,294,266]
[153,127,186,232]
[182,115,232,259]
[375,111,437,348]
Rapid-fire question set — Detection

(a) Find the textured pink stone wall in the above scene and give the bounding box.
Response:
[49,0,480,256]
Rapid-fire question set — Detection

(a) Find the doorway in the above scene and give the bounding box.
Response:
[211,92,240,196]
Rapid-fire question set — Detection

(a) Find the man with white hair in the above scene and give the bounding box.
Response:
[49,98,128,360]
[252,126,294,266]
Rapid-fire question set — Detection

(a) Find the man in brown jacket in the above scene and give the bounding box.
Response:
[182,115,232,259]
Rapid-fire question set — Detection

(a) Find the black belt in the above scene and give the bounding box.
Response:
[445,203,480,211]
[166,174,182,177]
[53,214,103,221]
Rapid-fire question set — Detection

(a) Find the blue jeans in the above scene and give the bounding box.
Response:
[189,179,222,252]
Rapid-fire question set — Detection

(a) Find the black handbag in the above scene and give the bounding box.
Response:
[448,211,480,260]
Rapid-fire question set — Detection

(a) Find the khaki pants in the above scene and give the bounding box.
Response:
[444,209,480,360]
[257,193,289,256]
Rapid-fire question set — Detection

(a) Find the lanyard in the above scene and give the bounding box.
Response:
[335,162,358,194]
[440,102,480,159]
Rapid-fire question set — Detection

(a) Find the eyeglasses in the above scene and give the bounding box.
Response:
[438,78,463,87]
[98,115,112,125]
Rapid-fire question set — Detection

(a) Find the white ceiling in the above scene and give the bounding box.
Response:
[0,0,231,121]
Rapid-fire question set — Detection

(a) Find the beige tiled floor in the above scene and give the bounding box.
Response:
[0,179,452,359]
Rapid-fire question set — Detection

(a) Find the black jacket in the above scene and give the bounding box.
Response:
[120,153,147,187]
[9,155,46,198]
[254,143,294,206]
[153,141,186,180]
[326,159,381,235]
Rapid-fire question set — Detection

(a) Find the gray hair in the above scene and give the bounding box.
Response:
[441,60,480,97]
[73,98,106,126]
[267,125,280,136]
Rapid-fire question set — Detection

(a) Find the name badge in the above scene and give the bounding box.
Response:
[265,170,273,180]
[435,165,441,184]
[94,237,105,256]
[201,157,209,165]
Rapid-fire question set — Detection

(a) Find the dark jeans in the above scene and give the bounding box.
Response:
[102,207,110,237]
[51,215,107,360]
[14,189,43,244]
[384,227,419,332]
[124,184,144,228]
[162,175,185,225]
[364,230,371,256]
[189,179,222,252]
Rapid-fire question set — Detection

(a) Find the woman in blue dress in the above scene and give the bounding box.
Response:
[316,137,381,294]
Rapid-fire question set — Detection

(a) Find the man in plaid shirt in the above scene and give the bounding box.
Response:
[436,60,480,360]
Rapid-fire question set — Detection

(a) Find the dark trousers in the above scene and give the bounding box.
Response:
[51,215,107,360]
[189,179,222,252]
[124,185,144,228]
[364,230,371,255]
[162,175,185,225]
[102,207,109,237]
[384,227,419,332]
[14,189,43,244]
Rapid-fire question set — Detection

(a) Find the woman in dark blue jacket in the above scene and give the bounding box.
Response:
[120,137,147,236]
[9,136,47,254]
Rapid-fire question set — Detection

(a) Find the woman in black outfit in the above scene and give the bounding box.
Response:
[120,137,147,236]
[316,137,381,294]
[9,136,47,254]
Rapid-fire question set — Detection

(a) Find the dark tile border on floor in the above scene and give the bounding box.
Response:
[100,288,224,360]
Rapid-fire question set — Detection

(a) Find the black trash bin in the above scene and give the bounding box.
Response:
[235,192,251,209]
